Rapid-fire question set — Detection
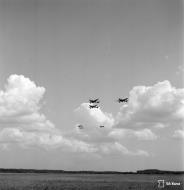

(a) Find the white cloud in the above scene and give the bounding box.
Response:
[0,74,45,117]
[74,103,117,144]
[99,142,149,156]
[2,76,182,158]
[0,127,97,152]
[108,128,157,141]
[115,80,184,129]
[0,75,97,153]
[74,102,151,156]
[74,80,184,157]
[75,103,114,128]
[0,75,51,131]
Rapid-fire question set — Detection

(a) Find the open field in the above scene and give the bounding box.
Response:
[0,173,183,190]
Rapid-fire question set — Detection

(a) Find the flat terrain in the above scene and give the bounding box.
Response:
[0,173,183,190]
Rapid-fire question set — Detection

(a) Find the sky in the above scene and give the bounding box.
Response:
[0,0,183,171]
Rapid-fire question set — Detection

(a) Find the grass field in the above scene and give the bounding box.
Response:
[0,173,183,190]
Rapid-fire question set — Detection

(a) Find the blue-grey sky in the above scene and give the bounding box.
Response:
[0,0,183,171]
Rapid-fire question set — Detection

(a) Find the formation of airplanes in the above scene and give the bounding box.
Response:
[78,97,128,129]
[89,97,129,109]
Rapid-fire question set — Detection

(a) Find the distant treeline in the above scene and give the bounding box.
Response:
[137,169,184,175]
[0,168,183,174]
[0,169,131,174]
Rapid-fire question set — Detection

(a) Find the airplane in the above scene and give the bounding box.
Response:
[89,104,99,109]
[117,98,128,103]
[99,125,104,128]
[89,98,100,104]
[77,124,84,129]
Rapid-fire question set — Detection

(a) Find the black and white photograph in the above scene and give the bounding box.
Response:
[0,0,183,189]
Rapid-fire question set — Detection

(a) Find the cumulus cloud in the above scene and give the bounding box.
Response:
[108,128,157,141]
[75,103,114,128]
[2,76,182,158]
[0,74,45,117]
[74,80,184,157]
[74,103,150,156]
[74,103,117,143]
[115,80,184,130]
[0,75,97,153]
[98,142,149,157]
[0,127,97,153]
[0,75,52,131]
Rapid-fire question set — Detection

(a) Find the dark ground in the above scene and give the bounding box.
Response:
[0,173,183,190]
